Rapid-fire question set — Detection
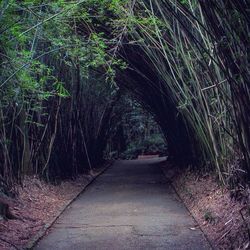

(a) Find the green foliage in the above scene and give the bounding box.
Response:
[109,98,167,159]
[1,0,250,189]
[203,210,218,224]
[53,81,70,98]
[121,135,167,160]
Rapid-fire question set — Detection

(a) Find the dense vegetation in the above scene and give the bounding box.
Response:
[107,97,166,160]
[0,0,250,195]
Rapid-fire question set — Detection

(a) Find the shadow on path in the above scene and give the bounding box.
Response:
[35,157,211,250]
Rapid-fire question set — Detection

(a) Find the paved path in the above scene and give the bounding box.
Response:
[35,158,211,250]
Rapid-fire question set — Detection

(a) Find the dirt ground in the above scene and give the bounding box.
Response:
[161,163,250,250]
[0,174,93,249]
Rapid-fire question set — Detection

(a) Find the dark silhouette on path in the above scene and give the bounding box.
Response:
[36,158,210,250]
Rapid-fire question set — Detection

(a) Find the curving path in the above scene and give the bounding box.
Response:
[35,158,211,250]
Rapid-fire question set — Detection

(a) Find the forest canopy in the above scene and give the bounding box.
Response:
[0,0,250,190]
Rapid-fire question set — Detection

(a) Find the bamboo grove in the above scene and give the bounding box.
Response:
[0,0,250,190]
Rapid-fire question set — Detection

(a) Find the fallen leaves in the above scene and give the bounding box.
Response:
[162,164,250,249]
[0,175,90,249]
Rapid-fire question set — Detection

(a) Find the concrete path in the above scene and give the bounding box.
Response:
[35,158,211,250]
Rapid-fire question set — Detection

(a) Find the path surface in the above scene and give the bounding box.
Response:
[35,158,210,250]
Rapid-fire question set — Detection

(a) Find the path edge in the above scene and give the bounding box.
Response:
[24,161,113,250]
[160,164,214,250]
